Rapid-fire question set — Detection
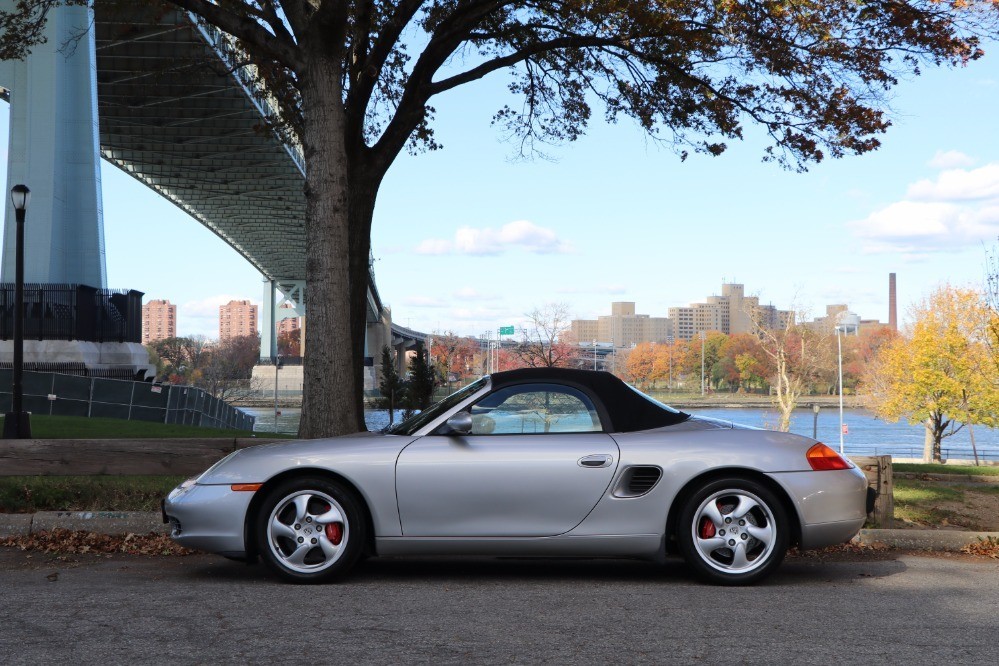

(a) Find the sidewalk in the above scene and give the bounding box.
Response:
[1,512,997,552]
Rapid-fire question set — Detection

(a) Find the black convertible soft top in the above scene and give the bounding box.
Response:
[489,368,689,433]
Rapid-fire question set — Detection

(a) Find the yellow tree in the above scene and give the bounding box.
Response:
[865,286,999,463]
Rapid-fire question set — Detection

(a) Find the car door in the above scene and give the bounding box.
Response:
[395,383,620,537]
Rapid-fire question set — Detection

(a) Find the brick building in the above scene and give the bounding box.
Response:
[219,299,258,340]
[141,299,176,345]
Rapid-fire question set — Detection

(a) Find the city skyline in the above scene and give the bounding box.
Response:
[2,40,997,340]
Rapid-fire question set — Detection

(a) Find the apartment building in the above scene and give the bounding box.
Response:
[141,299,176,345]
[668,283,792,340]
[219,300,258,340]
[571,302,673,347]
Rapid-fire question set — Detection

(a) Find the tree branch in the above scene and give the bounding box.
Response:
[170,0,303,71]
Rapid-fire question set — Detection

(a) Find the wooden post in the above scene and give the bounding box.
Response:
[853,455,894,528]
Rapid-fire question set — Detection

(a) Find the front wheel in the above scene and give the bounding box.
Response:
[255,477,366,583]
[676,478,789,585]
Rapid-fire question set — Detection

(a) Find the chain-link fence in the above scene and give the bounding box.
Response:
[0,369,255,430]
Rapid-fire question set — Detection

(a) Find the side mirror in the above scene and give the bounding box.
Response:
[443,411,473,436]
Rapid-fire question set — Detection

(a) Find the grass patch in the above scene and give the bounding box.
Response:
[894,463,999,477]
[893,479,965,526]
[0,414,283,439]
[0,476,184,513]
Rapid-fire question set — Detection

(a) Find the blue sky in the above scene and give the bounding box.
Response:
[2,43,998,339]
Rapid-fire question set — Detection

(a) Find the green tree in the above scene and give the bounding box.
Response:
[404,342,437,412]
[865,286,999,463]
[5,2,996,438]
[378,346,404,423]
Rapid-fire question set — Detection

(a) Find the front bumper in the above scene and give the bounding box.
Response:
[163,483,255,556]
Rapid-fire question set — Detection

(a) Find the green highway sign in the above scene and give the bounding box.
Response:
[499,326,515,336]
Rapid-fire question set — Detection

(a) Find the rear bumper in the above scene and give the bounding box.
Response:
[800,517,867,549]
[768,467,869,549]
[162,482,254,555]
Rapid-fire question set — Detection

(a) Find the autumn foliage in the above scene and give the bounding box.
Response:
[864,286,999,462]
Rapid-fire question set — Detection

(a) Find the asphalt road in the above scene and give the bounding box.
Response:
[1,550,996,665]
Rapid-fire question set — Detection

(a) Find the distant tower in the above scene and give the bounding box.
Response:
[888,273,897,331]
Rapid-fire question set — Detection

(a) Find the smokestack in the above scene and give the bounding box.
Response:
[888,273,897,331]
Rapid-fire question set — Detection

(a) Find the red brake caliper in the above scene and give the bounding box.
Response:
[321,504,344,545]
[325,523,343,545]
[699,517,716,539]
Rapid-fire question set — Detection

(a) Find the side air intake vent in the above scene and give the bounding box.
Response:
[614,466,663,498]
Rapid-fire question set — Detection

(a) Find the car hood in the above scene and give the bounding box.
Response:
[196,430,417,485]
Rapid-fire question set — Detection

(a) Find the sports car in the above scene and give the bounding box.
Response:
[163,368,873,585]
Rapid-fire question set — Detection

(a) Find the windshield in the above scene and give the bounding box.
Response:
[385,376,489,436]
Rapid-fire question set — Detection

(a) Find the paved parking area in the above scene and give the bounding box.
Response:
[1,550,996,664]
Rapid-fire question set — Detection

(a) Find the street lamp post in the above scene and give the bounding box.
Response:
[4,185,31,439]
[592,340,597,371]
[700,331,706,397]
[812,403,820,440]
[273,354,283,433]
[836,326,845,455]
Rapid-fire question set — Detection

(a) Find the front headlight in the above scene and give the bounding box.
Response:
[167,476,199,501]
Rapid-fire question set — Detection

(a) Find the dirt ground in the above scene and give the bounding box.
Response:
[893,477,999,532]
[920,488,999,531]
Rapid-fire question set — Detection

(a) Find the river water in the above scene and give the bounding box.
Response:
[243,406,999,462]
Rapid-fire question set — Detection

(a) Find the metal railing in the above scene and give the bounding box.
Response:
[0,369,254,431]
[0,284,143,343]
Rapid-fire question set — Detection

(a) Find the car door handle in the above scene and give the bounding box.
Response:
[578,454,613,468]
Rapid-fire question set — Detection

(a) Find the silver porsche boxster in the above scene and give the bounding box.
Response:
[164,368,873,585]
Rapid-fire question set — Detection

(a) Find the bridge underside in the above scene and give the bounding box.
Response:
[94,5,306,282]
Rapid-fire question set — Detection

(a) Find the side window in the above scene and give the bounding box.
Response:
[469,384,603,435]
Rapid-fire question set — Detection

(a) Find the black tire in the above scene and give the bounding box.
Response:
[676,477,789,585]
[255,476,366,583]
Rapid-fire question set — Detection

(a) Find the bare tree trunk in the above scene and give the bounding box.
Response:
[922,419,934,463]
[297,53,380,439]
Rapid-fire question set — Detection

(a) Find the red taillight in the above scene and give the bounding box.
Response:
[807,443,852,471]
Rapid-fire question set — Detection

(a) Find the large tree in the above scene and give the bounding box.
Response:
[865,286,999,463]
[4,1,997,437]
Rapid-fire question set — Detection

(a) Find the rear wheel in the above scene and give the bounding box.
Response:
[255,477,366,583]
[677,477,788,585]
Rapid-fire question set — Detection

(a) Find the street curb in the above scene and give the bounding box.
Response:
[855,529,999,551]
[0,512,166,538]
[1,516,997,551]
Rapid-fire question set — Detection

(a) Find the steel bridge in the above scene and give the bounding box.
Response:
[92,4,417,359]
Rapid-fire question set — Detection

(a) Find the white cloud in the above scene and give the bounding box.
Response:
[413,238,453,255]
[452,287,500,301]
[907,163,999,201]
[926,150,976,171]
[415,220,572,256]
[849,162,999,255]
[402,295,447,307]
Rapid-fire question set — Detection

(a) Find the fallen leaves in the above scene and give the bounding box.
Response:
[960,536,999,559]
[0,529,195,556]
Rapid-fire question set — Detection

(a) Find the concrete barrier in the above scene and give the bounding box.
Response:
[31,511,168,535]
[856,529,999,551]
